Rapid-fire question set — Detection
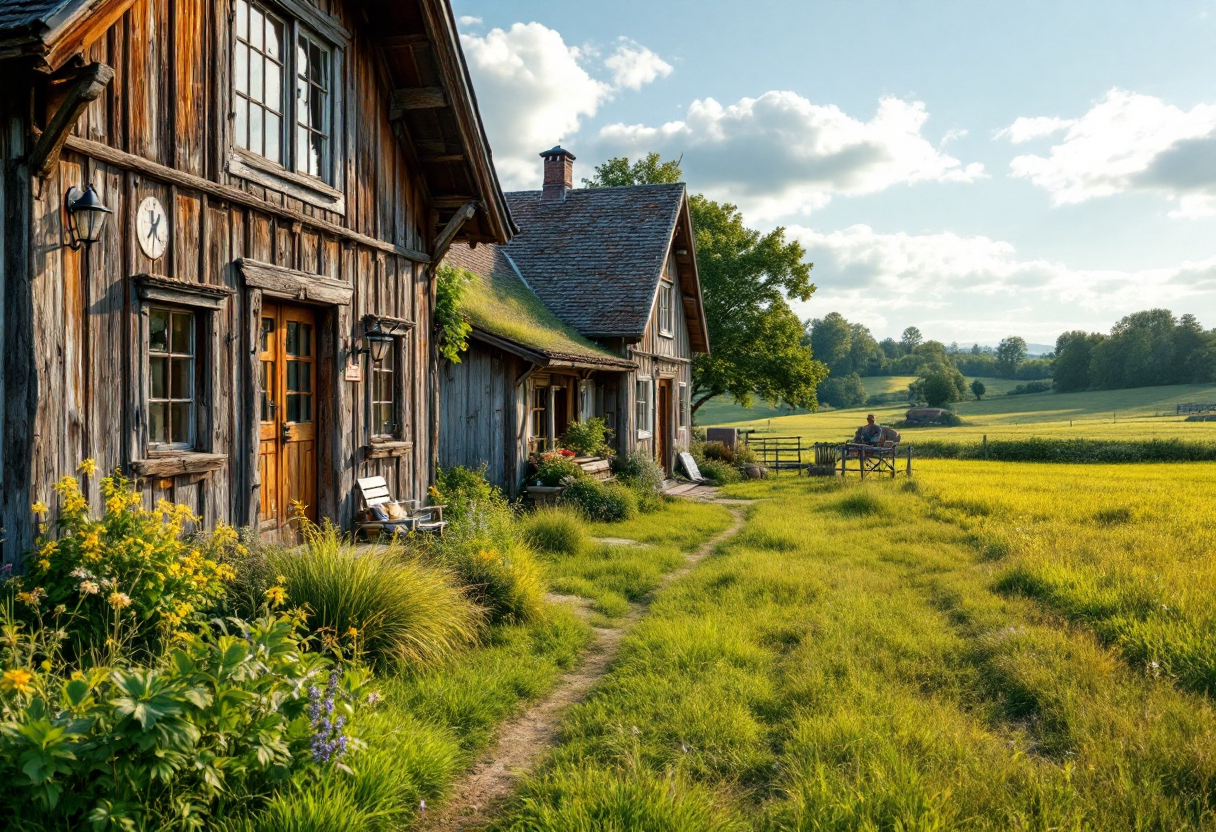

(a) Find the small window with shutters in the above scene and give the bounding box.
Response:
[147,307,199,450]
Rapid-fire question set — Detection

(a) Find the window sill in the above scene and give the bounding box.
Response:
[365,440,414,460]
[228,149,346,215]
[658,330,675,339]
[637,431,652,441]
[131,452,227,478]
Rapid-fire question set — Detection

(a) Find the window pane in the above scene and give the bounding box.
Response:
[374,404,393,435]
[265,14,283,60]
[299,363,312,393]
[286,360,298,391]
[265,62,281,112]
[249,6,263,51]
[299,324,312,357]
[234,97,248,150]
[170,357,192,399]
[260,317,274,352]
[310,41,326,87]
[149,403,168,444]
[249,105,263,155]
[309,133,326,178]
[170,402,192,444]
[150,309,168,352]
[285,321,298,355]
[261,361,274,421]
[286,393,300,423]
[300,395,312,422]
[235,43,249,95]
[150,356,168,399]
[171,312,193,354]
[250,53,264,107]
[236,0,248,39]
[264,113,281,164]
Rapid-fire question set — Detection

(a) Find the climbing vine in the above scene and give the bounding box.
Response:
[435,263,473,363]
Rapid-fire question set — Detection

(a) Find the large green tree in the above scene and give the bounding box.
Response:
[995,336,1028,377]
[586,154,827,416]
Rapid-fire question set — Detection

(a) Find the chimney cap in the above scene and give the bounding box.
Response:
[540,145,576,160]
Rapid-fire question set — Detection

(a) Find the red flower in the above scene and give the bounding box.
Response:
[558,448,576,457]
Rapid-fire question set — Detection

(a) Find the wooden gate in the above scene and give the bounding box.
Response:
[258,303,318,533]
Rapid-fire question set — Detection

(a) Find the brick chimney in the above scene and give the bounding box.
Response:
[540,145,575,201]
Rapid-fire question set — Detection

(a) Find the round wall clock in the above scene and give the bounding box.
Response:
[136,196,169,260]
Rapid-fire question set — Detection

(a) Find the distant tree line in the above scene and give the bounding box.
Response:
[1054,310,1216,392]
[806,308,1216,409]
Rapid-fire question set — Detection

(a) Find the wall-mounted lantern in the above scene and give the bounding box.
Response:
[64,185,112,249]
[359,320,394,363]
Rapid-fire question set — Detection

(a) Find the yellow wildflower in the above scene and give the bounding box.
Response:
[107,591,132,610]
[79,580,100,596]
[70,670,85,682]
[31,502,48,515]
[16,588,45,608]
[265,585,288,608]
[0,669,33,695]
[77,459,97,477]
[39,540,57,559]
[37,559,50,571]
[345,627,358,638]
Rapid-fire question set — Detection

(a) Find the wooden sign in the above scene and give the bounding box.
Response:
[344,360,363,382]
[678,451,703,481]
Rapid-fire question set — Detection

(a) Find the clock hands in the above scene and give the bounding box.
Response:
[146,209,162,243]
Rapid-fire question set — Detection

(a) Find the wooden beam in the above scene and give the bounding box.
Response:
[430,201,476,268]
[390,87,447,119]
[30,62,114,178]
[235,258,354,306]
[63,135,431,263]
[380,34,429,49]
[431,195,478,208]
[420,153,465,164]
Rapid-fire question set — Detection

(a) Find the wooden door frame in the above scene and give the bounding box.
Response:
[240,280,351,532]
[657,378,674,475]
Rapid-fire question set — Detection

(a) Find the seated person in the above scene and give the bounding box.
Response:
[854,414,884,445]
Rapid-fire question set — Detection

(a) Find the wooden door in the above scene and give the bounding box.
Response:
[657,380,673,474]
[258,303,318,533]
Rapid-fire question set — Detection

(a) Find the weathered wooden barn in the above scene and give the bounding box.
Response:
[0,0,513,561]
[441,147,709,490]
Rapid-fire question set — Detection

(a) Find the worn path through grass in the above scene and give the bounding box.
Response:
[416,499,743,832]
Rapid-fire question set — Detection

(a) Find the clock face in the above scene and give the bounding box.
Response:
[137,196,169,261]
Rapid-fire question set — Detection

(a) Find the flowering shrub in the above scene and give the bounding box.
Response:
[11,464,239,654]
[560,479,639,523]
[560,417,614,457]
[0,603,371,831]
[430,464,505,524]
[532,452,584,487]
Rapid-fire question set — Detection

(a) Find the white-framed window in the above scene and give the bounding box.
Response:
[635,378,653,439]
[658,281,674,336]
[370,341,396,439]
[148,307,197,450]
[678,382,689,429]
[233,0,337,185]
[530,384,548,452]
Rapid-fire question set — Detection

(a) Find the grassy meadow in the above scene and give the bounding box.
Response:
[709,381,1216,446]
[491,463,1216,830]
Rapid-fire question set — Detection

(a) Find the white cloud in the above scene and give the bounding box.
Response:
[461,23,613,189]
[460,23,672,190]
[995,116,1075,144]
[604,39,673,90]
[1003,90,1216,217]
[596,93,985,220]
[790,224,1216,341]
[457,15,483,27]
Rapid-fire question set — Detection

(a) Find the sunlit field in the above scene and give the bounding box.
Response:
[711,381,1216,445]
[492,463,1216,830]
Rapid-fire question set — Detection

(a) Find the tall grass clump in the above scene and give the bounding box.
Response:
[613,449,667,513]
[561,479,639,522]
[261,521,482,667]
[521,507,589,556]
[422,469,547,625]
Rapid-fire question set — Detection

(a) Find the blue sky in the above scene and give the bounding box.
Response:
[451,1,1216,345]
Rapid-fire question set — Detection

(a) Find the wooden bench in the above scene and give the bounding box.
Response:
[838,428,912,479]
[354,476,447,540]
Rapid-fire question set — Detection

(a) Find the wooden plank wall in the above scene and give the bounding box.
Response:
[6,0,437,557]
[438,344,525,495]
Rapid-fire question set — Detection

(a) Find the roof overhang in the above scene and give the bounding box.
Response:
[469,328,636,372]
[672,192,710,355]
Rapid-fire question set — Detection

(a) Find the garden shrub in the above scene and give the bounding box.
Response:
[13,464,238,657]
[0,604,369,832]
[906,437,1216,464]
[266,520,483,667]
[561,417,614,457]
[431,464,505,523]
[521,508,588,557]
[532,452,584,487]
[560,479,639,523]
[427,501,546,625]
[702,441,735,464]
[611,449,666,514]
[696,458,743,485]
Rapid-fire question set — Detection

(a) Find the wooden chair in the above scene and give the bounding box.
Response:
[354,476,447,540]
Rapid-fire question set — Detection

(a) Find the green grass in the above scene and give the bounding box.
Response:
[712,380,1216,446]
[542,500,734,619]
[491,469,1216,830]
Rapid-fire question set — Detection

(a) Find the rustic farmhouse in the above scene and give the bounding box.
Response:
[0,0,514,561]
[441,147,709,492]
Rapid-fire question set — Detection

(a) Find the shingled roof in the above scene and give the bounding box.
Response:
[502,185,691,340]
[446,243,635,370]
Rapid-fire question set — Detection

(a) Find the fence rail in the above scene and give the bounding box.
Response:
[746,435,805,475]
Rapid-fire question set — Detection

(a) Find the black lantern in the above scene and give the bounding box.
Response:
[64,185,112,249]
[361,320,394,363]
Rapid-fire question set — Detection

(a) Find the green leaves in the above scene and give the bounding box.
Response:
[435,264,474,363]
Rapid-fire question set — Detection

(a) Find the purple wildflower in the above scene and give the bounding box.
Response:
[308,668,352,764]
